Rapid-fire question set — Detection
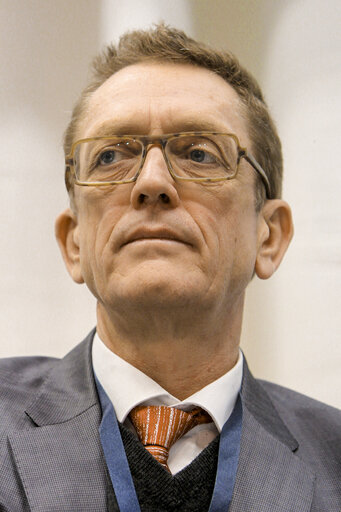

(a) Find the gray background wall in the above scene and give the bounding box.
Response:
[1,0,340,408]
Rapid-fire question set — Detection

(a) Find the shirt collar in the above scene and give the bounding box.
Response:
[92,332,243,432]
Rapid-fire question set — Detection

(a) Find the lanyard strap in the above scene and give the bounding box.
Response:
[96,376,242,512]
[97,377,140,512]
[208,394,242,511]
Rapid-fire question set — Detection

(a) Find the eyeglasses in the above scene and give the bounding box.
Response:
[65,132,272,198]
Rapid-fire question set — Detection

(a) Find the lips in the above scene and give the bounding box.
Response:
[121,226,192,248]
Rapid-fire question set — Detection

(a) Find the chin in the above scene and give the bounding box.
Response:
[106,268,205,310]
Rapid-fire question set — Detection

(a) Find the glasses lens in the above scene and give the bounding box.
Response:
[74,137,143,183]
[166,134,238,180]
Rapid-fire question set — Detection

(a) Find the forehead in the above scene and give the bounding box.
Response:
[80,62,249,145]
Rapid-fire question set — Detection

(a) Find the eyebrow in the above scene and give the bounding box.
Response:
[87,122,144,138]
[174,119,229,133]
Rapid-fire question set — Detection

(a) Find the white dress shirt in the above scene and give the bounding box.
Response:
[92,332,243,474]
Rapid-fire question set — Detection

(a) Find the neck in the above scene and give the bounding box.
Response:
[96,299,243,400]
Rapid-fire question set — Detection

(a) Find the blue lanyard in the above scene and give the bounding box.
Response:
[96,377,242,512]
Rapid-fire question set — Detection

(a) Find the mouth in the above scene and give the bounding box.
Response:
[122,227,191,248]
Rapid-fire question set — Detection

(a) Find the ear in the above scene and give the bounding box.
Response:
[255,199,294,280]
[55,208,84,284]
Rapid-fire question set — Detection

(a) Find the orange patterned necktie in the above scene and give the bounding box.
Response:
[129,405,212,472]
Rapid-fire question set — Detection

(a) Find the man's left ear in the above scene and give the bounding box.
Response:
[255,200,294,280]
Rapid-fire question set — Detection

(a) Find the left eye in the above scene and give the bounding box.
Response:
[189,148,216,163]
[99,150,116,165]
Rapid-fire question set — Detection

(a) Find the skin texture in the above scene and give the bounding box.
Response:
[56,63,293,400]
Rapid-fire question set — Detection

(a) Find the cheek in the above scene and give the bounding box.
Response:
[224,213,259,285]
[77,194,126,275]
[190,188,234,248]
[197,191,259,278]
[79,187,130,239]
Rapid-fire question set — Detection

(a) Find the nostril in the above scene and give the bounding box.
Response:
[160,193,170,204]
[135,192,172,206]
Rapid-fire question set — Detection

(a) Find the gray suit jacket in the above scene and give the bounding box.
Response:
[0,330,340,511]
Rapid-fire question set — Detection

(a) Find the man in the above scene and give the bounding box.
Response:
[0,24,340,512]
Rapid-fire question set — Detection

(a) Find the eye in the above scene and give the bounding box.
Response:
[189,147,216,164]
[99,150,117,165]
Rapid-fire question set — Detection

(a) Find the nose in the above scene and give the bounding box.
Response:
[130,145,180,209]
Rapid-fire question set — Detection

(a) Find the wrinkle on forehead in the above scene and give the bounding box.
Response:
[79,62,251,146]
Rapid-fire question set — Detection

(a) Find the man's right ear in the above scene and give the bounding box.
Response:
[55,209,84,284]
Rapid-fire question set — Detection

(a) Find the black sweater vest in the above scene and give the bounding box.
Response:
[106,424,220,511]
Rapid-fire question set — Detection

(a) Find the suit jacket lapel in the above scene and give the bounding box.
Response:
[229,361,315,512]
[8,330,108,512]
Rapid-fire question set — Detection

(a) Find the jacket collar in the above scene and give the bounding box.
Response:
[241,357,298,451]
[228,358,314,512]
[25,328,98,426]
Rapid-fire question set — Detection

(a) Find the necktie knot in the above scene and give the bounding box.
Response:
[129,405,212,471]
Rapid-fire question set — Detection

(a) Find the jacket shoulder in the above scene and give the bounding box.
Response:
[259,379,341,497]
[0,354,59,387]
[0,355,59,430]
[259,379,341,434]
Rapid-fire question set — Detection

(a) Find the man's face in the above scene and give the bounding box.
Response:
[65,63,266,317]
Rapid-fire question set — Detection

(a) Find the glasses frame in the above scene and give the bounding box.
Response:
[65,132,272,199]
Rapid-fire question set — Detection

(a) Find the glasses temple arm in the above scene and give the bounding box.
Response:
[243,153,272,199]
